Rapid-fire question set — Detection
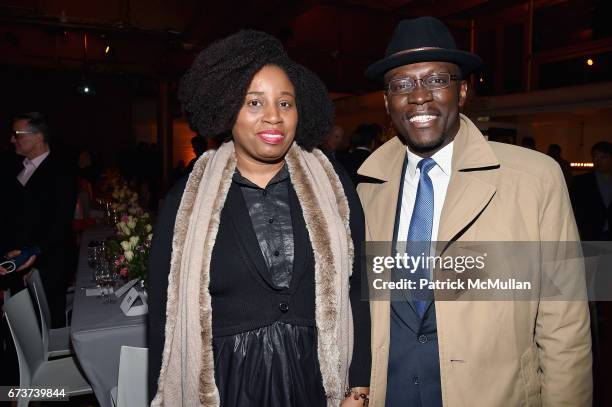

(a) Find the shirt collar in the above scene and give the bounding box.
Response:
[233,163,290,188]
[23,150,50,169]
[406,141,453,179]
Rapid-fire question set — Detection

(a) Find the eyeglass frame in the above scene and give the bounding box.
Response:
[385,72,462,96]
[10,130,38,138]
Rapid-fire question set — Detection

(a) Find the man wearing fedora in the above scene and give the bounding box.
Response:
[357,17,591,406]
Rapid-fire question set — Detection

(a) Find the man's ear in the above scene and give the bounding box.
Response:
[383,92,390,115]
[458,80,468,108]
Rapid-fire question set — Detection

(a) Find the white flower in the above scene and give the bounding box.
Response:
[127,220,137,230]
[116,221,126,233]
[147,233,153,242]
[125,250,134,261]
[120,223,131,235]
[129,236,140,247]
[145,224,152,233]
[120,241,131,251]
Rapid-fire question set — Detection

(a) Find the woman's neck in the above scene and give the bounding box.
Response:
[236,154,285,188]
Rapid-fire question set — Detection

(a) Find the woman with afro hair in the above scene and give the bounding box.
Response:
[147,30,371,406]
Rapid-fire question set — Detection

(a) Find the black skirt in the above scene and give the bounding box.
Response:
[212,321,327,407]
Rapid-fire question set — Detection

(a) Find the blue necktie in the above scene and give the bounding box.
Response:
[407,158,436,318]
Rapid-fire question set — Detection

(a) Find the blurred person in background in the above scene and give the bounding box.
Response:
[0,112,76,328]
[571,141,612,241]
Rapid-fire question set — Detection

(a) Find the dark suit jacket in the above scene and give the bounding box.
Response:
[0,151,76,326]
[570,172,612,240]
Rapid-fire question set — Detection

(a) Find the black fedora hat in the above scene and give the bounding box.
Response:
[365,16,482,83]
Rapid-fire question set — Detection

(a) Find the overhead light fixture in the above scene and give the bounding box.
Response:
[105,45,110,54]
[77,83,95,96]
[586,58,594,66]
[570,162,594,168]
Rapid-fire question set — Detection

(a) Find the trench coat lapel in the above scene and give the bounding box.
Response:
[358,136,407,243]
[437,115,499,246]
[358,137,425,331]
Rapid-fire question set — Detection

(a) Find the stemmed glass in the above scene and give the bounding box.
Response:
[95,259,116,303]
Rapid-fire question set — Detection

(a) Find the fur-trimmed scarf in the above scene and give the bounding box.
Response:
[152,141,354,406]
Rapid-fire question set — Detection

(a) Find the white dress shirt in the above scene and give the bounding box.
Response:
[397,142,453,245]
[17,150,50,186]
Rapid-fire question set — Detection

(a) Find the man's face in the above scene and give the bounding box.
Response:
[384,61,467,156]
[11,119,44,158]
[592,150,612,173]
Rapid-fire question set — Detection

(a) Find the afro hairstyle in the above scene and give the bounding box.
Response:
[178,30,334,151]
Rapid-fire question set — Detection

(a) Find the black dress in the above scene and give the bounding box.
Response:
[210,167,325,406]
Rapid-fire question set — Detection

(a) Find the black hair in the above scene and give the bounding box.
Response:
[13,112,50,143]
[191,135,207,156]
[178,30,334,151]
[592,141,612,155]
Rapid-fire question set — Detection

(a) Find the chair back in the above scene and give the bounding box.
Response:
[26,269,52,351]
[3,289,45,388]
[117,346,149,407]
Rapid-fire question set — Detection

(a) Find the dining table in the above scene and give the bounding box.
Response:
[70,225,147,407]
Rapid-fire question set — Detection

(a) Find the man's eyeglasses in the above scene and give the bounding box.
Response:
[386,73,461,95]
[11,130,37,138]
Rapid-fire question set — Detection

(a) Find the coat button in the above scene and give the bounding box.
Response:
[273,250,280,256]
[269,218,274,223]
[418,334,428,344]
[279,302,289,312]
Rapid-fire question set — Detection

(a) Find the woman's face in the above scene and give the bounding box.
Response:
[232,65,298,165]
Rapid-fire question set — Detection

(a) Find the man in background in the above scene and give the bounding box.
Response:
[345,124,377,185]
[0,112,76,328]
[571,141,612,241]
[547,143,572,185]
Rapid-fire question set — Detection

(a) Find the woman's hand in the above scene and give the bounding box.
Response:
[340,387,369,407]
[340,397,366,407]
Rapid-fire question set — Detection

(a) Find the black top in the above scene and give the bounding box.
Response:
[147,152,371,400]
[233,166,294,288]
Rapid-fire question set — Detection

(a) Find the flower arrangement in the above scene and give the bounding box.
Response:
[97,169,143,216]
[107,213,153,283]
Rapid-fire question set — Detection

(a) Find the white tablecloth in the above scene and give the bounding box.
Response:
[70,226,147,407]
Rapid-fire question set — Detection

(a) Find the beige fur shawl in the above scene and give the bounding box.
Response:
[152,141,354,406]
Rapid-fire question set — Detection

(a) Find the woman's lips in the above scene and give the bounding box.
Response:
[256,130,284,145]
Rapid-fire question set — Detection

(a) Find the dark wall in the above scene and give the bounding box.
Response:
[0,65,141,168]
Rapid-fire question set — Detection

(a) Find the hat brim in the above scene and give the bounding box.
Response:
[365,49,483,84]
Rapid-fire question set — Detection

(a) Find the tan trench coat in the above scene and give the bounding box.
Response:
[357,114,592,407]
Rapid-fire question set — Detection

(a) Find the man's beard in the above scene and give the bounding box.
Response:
[402,131,449,154]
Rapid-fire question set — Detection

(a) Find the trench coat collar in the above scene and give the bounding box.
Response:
[358,114,500,244]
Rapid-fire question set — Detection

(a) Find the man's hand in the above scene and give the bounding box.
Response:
[5,250,37,272]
